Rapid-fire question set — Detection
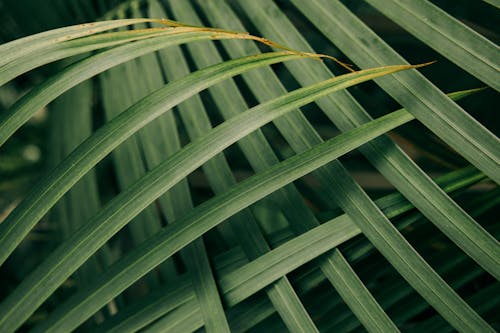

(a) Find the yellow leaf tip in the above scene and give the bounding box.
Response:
[413,60,437,69]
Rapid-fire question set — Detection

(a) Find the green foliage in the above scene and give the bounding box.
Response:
[0,0,498,332]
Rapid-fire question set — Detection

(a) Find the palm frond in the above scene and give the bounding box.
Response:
[0,1,497,332]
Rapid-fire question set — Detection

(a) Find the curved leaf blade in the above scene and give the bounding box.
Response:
[94,164,485,333]
[0,28,177,87]
[30,106,413,333]
[0,52,307,266]
[365,0,500,91]
[292,0,500,185]
[0,65,413,333]
[162,0,320,331]
[0,18,160,67]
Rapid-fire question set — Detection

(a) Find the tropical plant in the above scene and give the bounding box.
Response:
[0,0,498,332]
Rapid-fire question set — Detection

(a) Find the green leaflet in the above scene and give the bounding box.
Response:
[30,105,413,333]
[483,0,500,10]
[228,2,495,331]
[364,0,500,91]
[0,52,307,267]
[95,173,492,332]
[233,0,499,285]
[0,28,177,87]
[0,27,304,148]
[142,299,204,333]
[173,1,394,330]
[1,3,497,333]
[0,18,159,67]
[163,0,319,331]
[192,3,497,332]
[127,6,230,331]
[291,0,500,186]
[0,64,414,333]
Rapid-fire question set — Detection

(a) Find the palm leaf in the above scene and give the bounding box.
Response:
[0,1,497,332]
[0,62,414,333]
[28,106,414,333]
[0,52,312,266]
